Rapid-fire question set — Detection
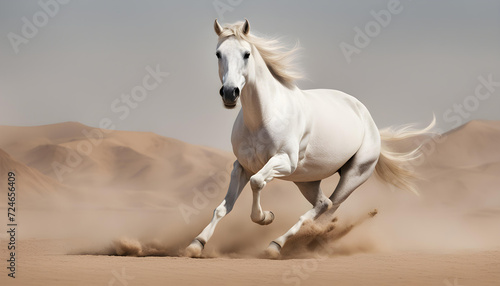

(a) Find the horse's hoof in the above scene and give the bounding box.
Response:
[256,211,275,225]
[264,241,281,259]
[185,239,204,258]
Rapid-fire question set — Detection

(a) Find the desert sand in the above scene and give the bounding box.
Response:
[1,121,500,285]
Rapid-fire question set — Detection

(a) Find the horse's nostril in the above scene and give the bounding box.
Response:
[219,86,224,97]
[234,87,240,97]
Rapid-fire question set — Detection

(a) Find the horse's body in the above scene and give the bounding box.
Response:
[186,20,431,258]
[232,88,369,182]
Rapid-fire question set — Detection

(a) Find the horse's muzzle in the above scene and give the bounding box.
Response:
[220,86,239,108]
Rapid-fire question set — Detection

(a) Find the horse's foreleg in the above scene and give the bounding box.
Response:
[185,160,249,257]
[249,153,296,225]
[265,181,331,258]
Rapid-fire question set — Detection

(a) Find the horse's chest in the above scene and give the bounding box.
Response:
[232,132,280,174]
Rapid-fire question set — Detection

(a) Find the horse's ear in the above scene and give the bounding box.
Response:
[214,19,223,36]
[242,19,250,35]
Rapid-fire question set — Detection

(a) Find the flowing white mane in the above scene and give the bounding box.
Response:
[217,21,302,88]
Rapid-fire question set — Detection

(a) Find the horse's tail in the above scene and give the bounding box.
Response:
[374,117,436,195]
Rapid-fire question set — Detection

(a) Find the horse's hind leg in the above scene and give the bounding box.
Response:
[265,180,332,258]
[265,122,380,258]
[328,121,381,213]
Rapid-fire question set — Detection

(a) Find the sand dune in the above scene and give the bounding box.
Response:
[1,120,499,285]
[0,123,232,192]
[0,148,65,197]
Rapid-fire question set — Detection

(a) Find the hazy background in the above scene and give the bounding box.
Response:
[1,0,499,151]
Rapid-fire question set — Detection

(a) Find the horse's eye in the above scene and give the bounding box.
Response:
[243,52,250,59]
[216,51,221,59]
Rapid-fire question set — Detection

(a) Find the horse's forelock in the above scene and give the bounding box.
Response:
[217,22,302,88]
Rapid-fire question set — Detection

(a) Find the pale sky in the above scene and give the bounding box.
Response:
[1,0,499,151]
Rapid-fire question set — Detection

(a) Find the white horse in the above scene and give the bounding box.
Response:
[186,19,432,258]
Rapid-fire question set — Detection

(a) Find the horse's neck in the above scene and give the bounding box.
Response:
[240,54,293,131]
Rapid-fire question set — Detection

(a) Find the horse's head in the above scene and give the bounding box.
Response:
[214,19,254,109]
